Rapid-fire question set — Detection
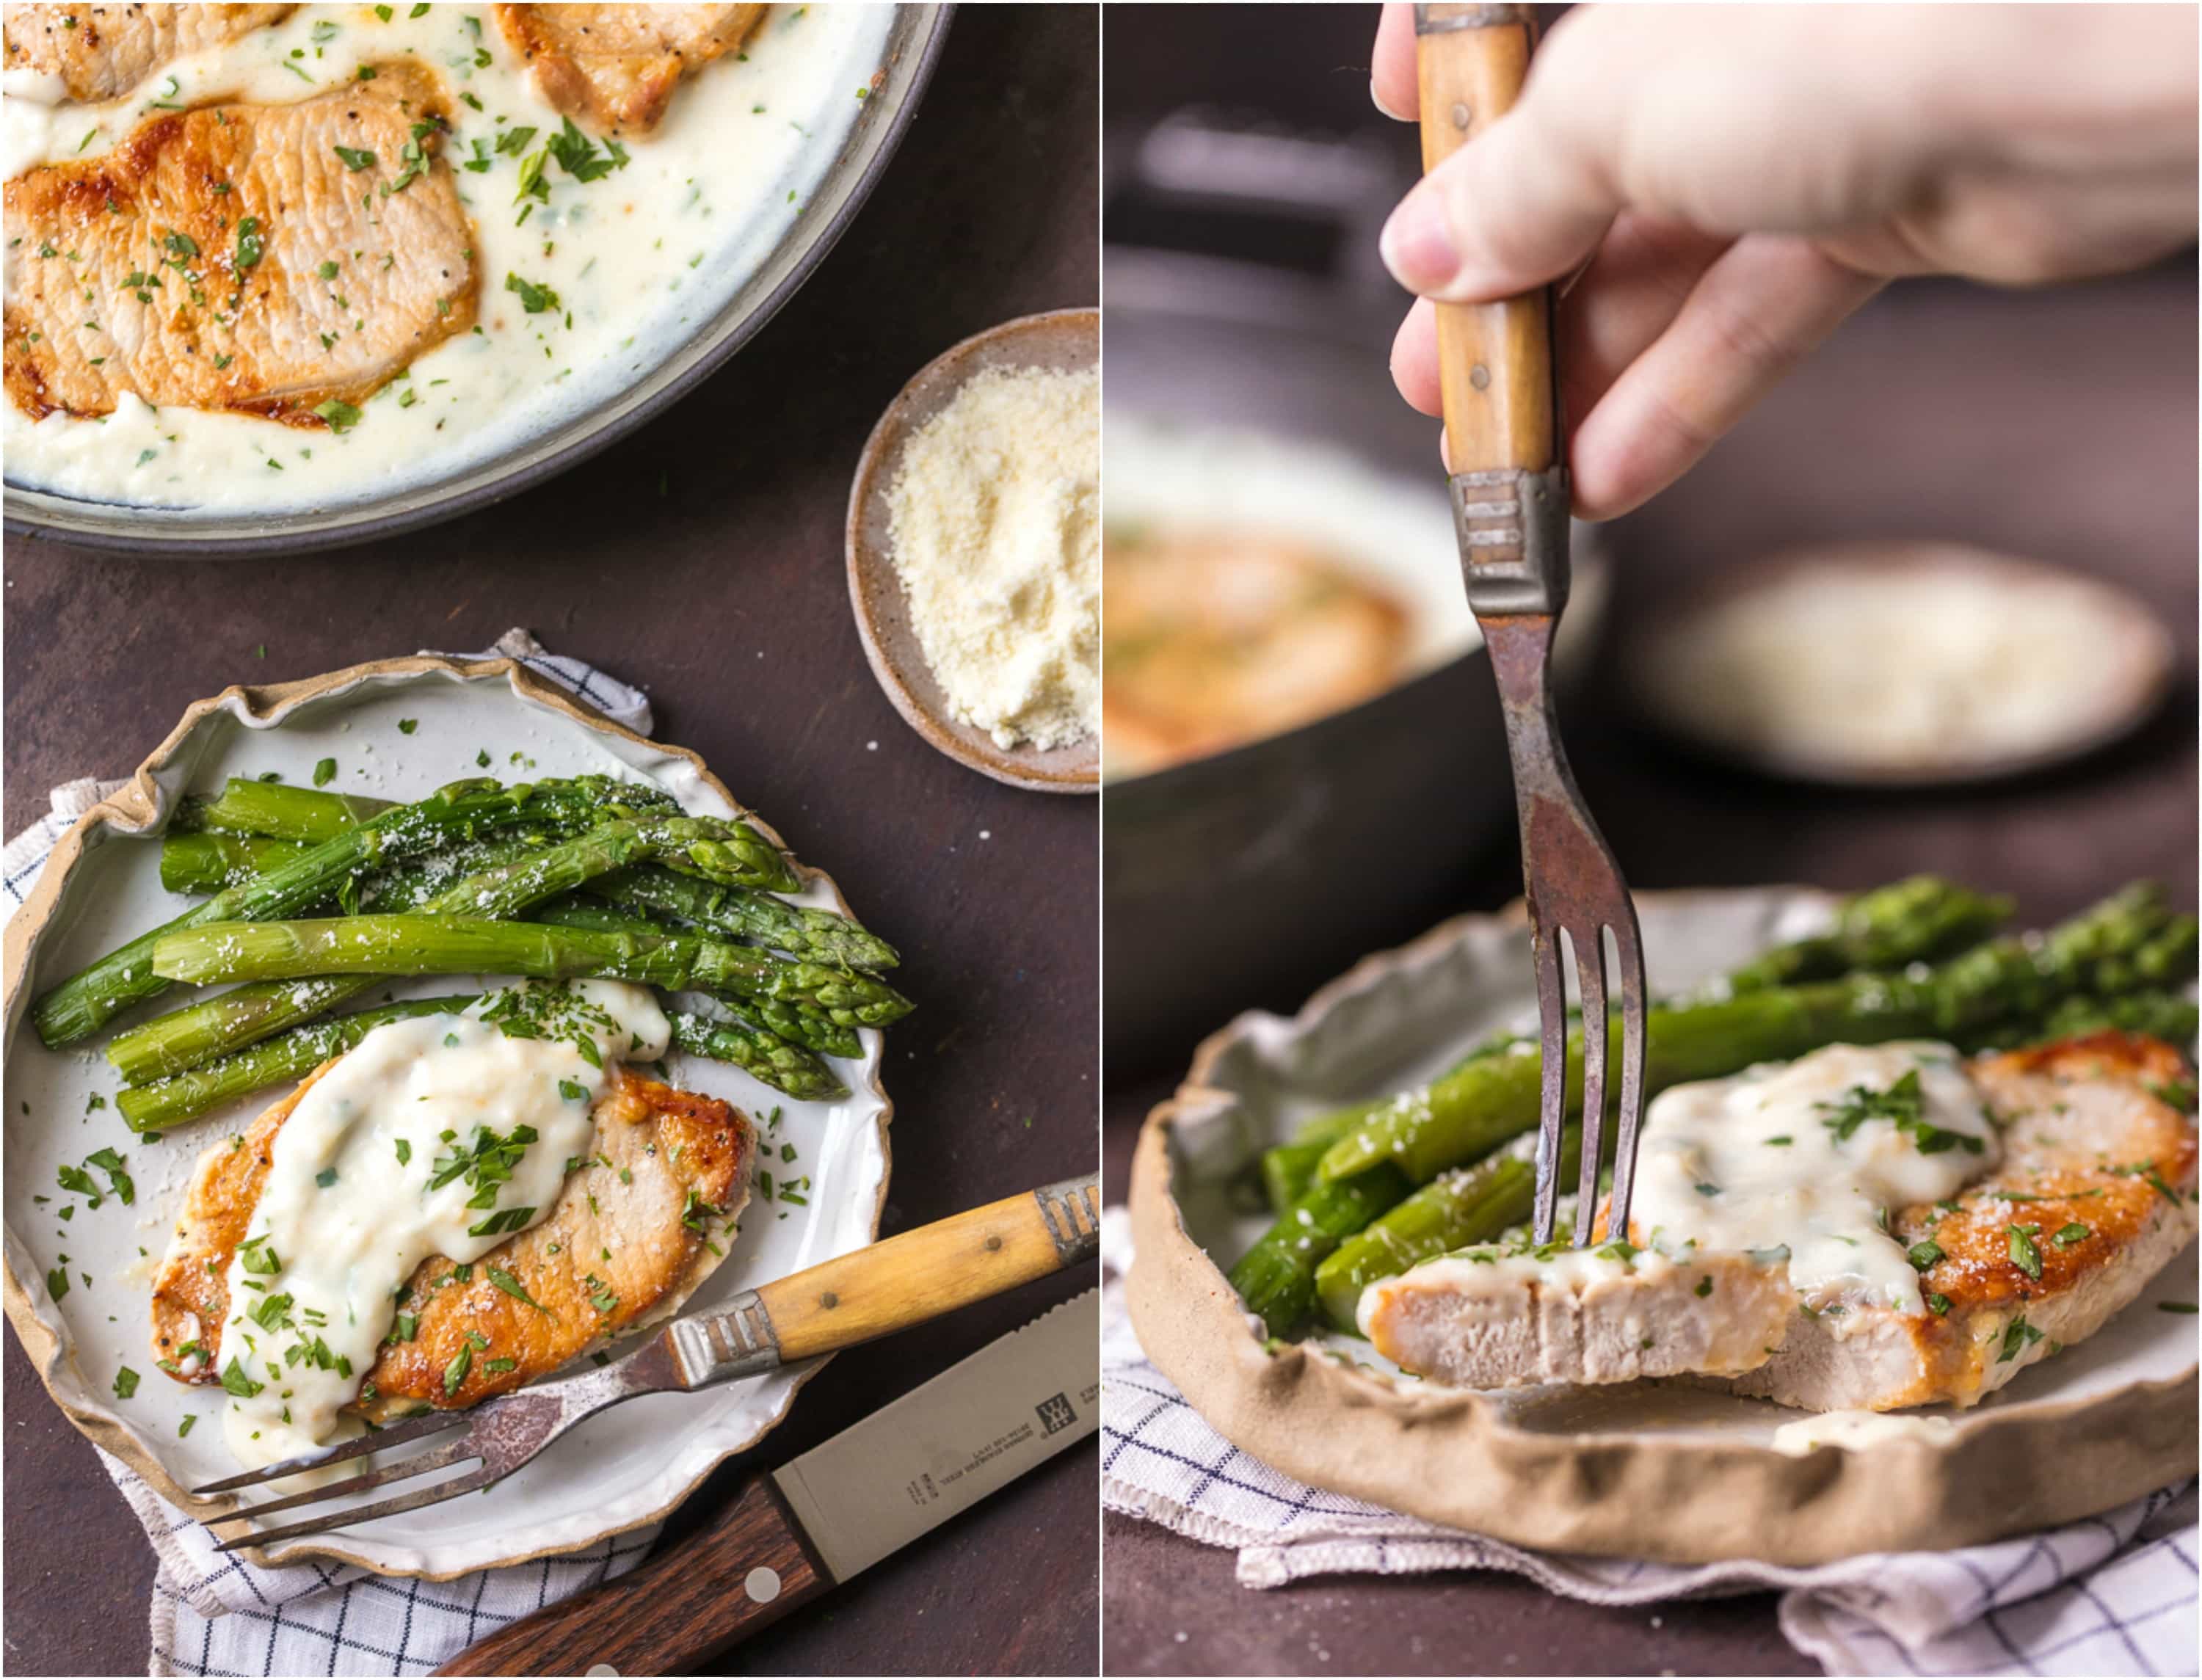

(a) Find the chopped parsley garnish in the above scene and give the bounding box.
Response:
[2007,1223,2043,1281]
[504,272,559,314]
[395,1138,413,1166]
[399,718,419,734]
[1818,1069,1984,1155]
[1906,1240,1944,1272]
[443,1345,472,1395]
[313,398,363,433]
[162,230,197,261]
[1763,1135,1792,1147]
[1996,1314,2045,1363]
[487,1265,549,1314]
[112,1367,140,1400]
[1925,1292,1952,1315]
[1693,1276,1713,1298]
[2053,1222,2092,1247]
[178,1414,197,1438]
[558,1078,587,1102]
[45,1266,69,1303]
[2160,1302,2199,1314]
[233,217,264,271]
[467,1205,534,1237]
[220,1356,264,1397]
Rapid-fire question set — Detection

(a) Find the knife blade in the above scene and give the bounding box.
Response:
[436,1289,1099,1676]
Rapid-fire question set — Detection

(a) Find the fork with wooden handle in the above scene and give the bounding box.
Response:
[195,1174,1100,1550]
[1414,2,1648,1243]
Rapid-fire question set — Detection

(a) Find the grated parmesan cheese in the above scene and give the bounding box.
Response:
[886,365,1099,752]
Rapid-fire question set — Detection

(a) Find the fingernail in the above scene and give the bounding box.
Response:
[1380,189,1458,293]
[1370,78,1408,122]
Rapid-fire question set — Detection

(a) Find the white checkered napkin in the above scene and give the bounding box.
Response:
[5,636,661,1678]
[1101,1207,2201,1677]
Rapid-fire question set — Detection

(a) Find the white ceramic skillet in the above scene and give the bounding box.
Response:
[1,654,891,1577]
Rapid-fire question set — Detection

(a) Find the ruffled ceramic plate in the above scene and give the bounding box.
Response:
[1127,887,2198,1565]
[1,654,891,1577]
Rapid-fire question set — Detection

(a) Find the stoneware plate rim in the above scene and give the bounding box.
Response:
[0,654,892,1578]
[1127,885,2198,1565]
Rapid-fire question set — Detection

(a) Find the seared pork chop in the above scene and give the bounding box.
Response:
[4,65,476,426]
[1362,1247,1793,1390]
[1729,1031,2198,1411]
[3,4,296,103]
[1359,1033,2195,1409]
[150,1061,752,1416]
[493,4,767,134]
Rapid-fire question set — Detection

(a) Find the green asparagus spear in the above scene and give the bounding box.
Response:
[161,815,894,972]
[1318,884,2176,1187]
[109,816,811,1082]
[117,992,848,1132]
[172,779,395,841]
[1225,1165,1411,1338]
[37,777,695,1047]
[666,1012,849,1102]
[160,832,311,895]
[152,915,914,1026]
[1312,1130,1583,1332]
[526,900,864,1057]
[1722,876,2013,994]
[587,866,897,970]
[114,996,478,1133]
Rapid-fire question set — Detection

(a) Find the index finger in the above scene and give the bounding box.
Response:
[1373,2,1418,120]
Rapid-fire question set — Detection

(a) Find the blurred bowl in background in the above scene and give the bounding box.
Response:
[1623,541,2175,787]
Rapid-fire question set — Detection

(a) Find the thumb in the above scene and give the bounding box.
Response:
[1378,73,1619,303]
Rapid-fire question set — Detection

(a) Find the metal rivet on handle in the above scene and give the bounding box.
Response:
[819,1291,838,1309]
[1451,101,1471,130]
[585,1667,619,1676]
[1470,364,1490,390]
[745,1566,782,1604]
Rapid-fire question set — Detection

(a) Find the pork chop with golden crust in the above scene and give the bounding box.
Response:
[1362,1033,2195,1410]
[2,4,297,103]
[4,65,476,426]
[150,1061,752,1417]
[1728,1031,2198,1411]
[493,4,767,135]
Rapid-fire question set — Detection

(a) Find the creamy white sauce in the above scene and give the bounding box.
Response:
[3,3,893,513]
[1770,1408,1957,1454]
[217,979,667,1469]
[1632,1042,1998,1317]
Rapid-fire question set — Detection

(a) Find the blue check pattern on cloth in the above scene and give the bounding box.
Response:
[1100,1208,2200,1676]
[4,633,666,1678]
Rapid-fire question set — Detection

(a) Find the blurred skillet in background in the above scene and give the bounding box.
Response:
[1101,110,1605,1071]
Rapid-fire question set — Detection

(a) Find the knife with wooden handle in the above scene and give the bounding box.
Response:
[437,1290,1100,1676]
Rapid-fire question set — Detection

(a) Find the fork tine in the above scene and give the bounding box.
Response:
[1572,928,1608,1246]
[213,1462,501,1554]
[1602,912,1652,1240]
[1530,917,1569,1245]
[208,1433,483,1527]
[193,1408,470,1496]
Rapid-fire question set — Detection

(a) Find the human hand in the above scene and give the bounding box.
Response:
[1373,2,2198,517]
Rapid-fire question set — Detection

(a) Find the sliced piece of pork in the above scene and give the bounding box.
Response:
[493,4,767,135]
[4,64,476,426]
[3,4,297,103]
[1362,1246,1795,1389]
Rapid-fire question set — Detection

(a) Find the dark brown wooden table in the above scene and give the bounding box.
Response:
[1102,258,2198,1676]
[1,8,1097,1675]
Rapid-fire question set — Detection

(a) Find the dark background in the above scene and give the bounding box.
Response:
[3,7,1097,1676]
[1102,4,2197,1675]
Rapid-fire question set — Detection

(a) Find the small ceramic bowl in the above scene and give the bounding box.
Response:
[846,308,1100,793]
